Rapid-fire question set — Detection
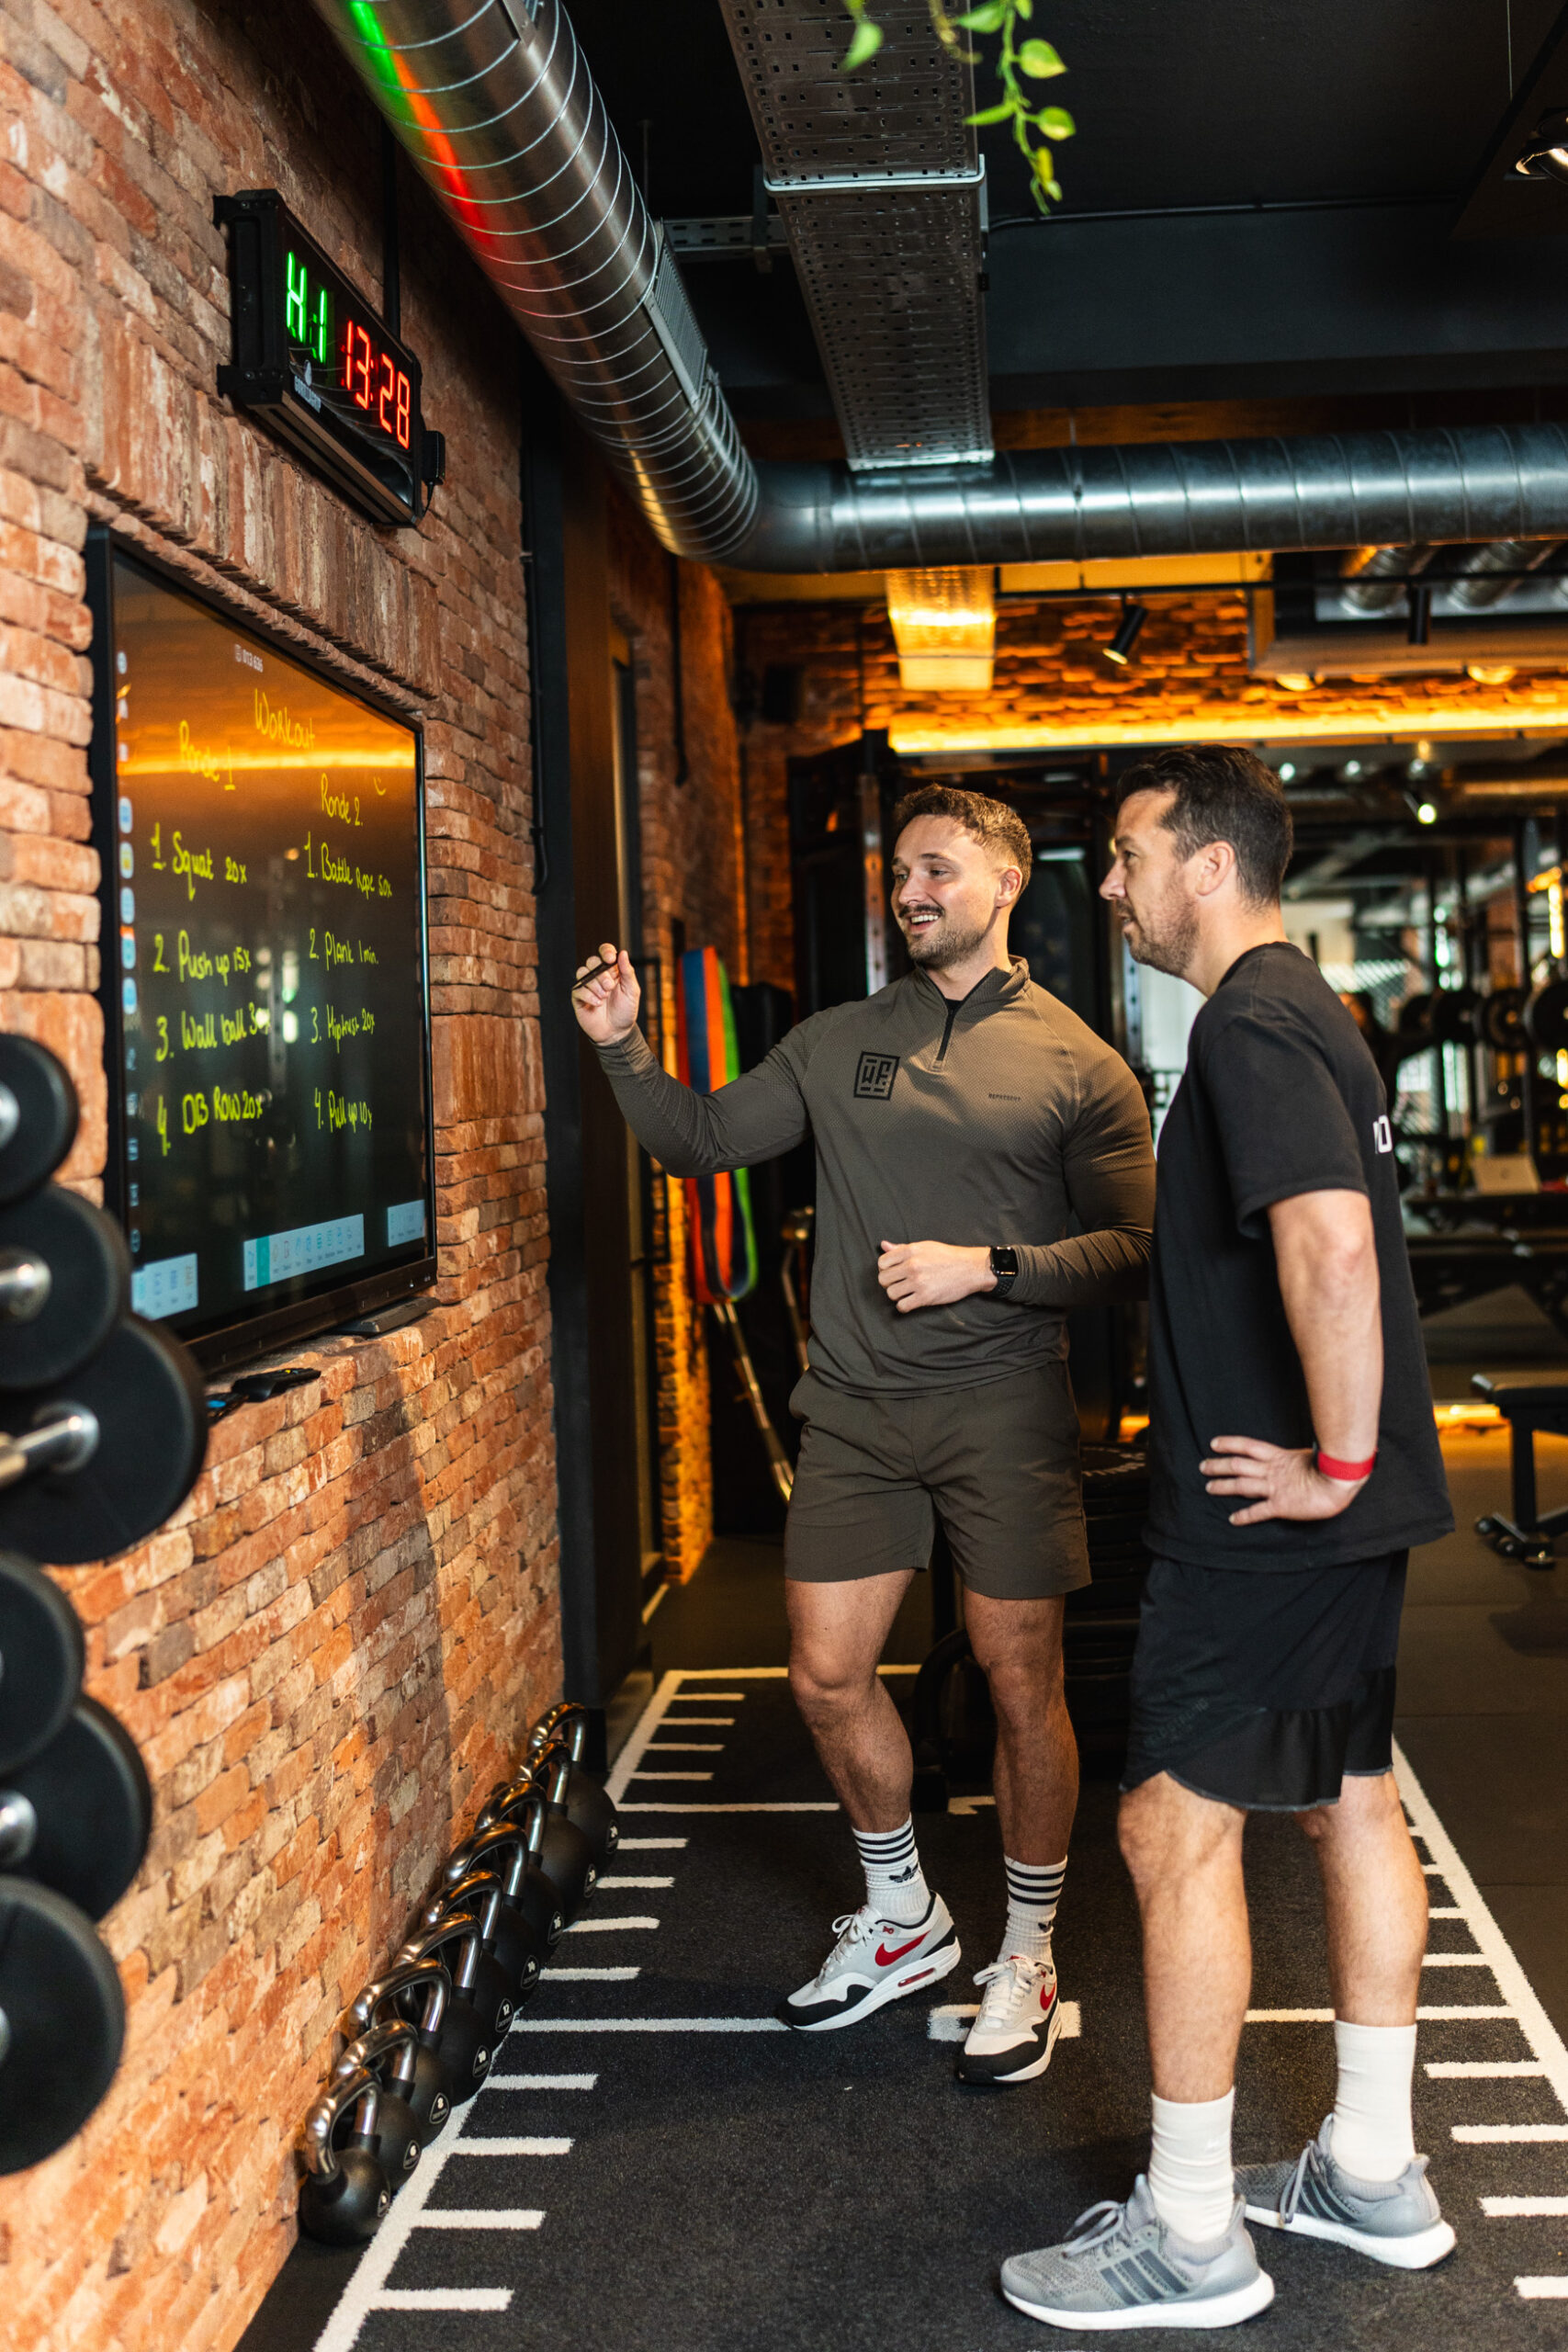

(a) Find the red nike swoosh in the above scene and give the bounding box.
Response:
[1041,1984,1056,2013]
[875,1933,926,1967]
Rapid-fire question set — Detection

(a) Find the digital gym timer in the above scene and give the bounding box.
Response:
[215,190,445,528]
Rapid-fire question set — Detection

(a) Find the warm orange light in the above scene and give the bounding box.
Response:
[888,703,1568,755]
[886,568,995,694]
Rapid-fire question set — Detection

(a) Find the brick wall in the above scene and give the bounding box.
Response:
[0,3,562,2346]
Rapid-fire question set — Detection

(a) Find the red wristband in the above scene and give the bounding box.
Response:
[1314,1447,1376,1482]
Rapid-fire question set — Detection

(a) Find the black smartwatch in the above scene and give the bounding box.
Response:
[989,1246,1019,1298]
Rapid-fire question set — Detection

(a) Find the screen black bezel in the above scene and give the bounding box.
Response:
[86,526,439,1374]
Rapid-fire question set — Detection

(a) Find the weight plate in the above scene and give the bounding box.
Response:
[0,1317,206,1565]
[0,1552,83,1773]
[1528,977,1568,1053]
[0,1875,124,2173]
[1482,987,1529,1051]
[0,1190,129,1392]
[0,1039,77,1208]
[1395,991,1435,1040]
[1430,986,1481,1044]
[2,1696,151,1919]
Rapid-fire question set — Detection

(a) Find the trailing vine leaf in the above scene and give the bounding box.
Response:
[839,0,884,72]
[839,0,1072,215]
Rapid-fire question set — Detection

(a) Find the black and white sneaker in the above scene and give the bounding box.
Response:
[777,1897,960,2030]
[957,1952,1063,2086]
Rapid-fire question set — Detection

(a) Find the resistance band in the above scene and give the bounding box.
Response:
[675,946,758,1305]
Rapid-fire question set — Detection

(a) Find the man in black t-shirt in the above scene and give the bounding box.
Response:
[1000,749,1456,2335]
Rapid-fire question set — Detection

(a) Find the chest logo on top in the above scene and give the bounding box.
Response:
[854,1051,900,1101]
[1372,1114,1393,1154]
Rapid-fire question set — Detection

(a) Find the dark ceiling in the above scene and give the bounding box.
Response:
[570,0,1568,419]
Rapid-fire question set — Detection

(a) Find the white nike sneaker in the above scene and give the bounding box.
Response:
[777,1897,961,2030]
[957,1951,1064,2086]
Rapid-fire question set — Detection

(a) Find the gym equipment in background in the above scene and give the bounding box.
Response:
[299,2072,395,2245]
[1470,1369,1568,1567]
[0,1036,207,2176]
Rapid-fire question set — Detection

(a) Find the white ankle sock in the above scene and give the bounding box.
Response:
[852,1818,930,1925]
[1000,1854,1066,1967]
[1331,2020,1417,2181]
[1148,2089,1235,2245]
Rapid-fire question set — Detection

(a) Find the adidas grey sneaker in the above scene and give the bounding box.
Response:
[1000,2177,1275,2332]
[1237,2116,1456,2270]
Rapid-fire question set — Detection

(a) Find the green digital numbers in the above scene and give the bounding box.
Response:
[285,250,332,368]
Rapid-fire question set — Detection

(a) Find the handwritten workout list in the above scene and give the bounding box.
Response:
[107,551,432,1337]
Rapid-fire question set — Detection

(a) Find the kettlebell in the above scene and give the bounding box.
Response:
[528,1702,620,1860]
[449,1808,565,1955]
[299,2071,392,2245]
[395,1913,500,2103]
[332,2018,423,2187]
[479,1749,596,1919]
[417,1866,538,2008]
[346,1958,452,2143]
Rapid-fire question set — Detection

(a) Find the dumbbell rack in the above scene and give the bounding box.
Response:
[0,1037,208,2175]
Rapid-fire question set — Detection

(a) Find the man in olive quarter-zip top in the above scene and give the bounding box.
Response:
[572,785,1155,2086]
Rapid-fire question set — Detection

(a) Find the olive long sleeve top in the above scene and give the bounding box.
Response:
[595,958,1156,1395]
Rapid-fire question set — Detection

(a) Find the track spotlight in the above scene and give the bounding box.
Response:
[1515,110,1568,182]
[1102,601,1148,666]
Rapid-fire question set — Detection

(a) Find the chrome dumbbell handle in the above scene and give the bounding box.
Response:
[0,1248,50,1322]
[0,1406,99,1490]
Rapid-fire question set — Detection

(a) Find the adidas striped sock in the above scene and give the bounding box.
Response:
[853,1818,931,1925]
[1001,1854,1066,1967]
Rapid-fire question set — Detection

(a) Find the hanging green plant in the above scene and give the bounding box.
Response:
[839,0,1073,214]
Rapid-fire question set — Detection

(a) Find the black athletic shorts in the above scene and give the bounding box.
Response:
[1121,1550,1407,1811]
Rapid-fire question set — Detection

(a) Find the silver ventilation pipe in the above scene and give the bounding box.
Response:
[310,0,760,562]
[1447,537,1563,609]
[312,1,1568,576]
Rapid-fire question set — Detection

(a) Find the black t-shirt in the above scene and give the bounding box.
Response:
[1145,942,1452,1569]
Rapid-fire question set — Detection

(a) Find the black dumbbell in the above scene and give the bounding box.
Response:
[344,1959,453,2142]
[415,1865,540,2004]
[299,2070,392,2245]
[0,1875,124,2175]
[0,1551,84,1774]
[0,1693,152,1918]
[0,1316,206,1564]
[479,1748,597,1919]
[0,1188,128,1392]
[332,2018,424,2188]
[0,1036,77,1208]
[394,1914,502,2103]
[445,1812,565,1957]
[527,1702,619,1860]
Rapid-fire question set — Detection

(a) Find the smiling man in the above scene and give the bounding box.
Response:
[572,784,1154,2083]
[999,747,1455,2333]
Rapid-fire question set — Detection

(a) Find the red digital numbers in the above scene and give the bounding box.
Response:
[338,319,411,450]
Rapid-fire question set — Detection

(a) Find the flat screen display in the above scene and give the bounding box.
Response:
[91,540,435,1369]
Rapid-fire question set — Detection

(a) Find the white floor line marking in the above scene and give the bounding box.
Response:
[544,1966,641,1982]
[1243,2000,1518,2024]
[616,1838,687,1850]
[930,2001,1082,2042]
[949,1795,997,1815]
[1394,1740,1568,2113]
[618,1802,839,1813]
[485,2073,598,2089]
[512,2016,790,2034]
[660,1716,736,1726]
[1427,2062,1546,2079]
[1455,2123,1568,2142]
[374,2291,513,2312]
[1429,1906,1463,1919]
[630,1770,715,1781]
[411,2210,546,2230]
[1417,2005,1516,2020]
[1422,1952,1490,1967]
[647,1742,724,1752]
[1517,2278,1568,2297]
[443,2137,573,2154]
[564,1916,660,1932]
[599,1875,674,1890]
[1483,2197,1568,2217]
[607,1671,685,1805]
[1423,1863,1447,1876]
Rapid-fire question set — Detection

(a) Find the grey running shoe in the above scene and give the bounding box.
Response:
[1237,2116,1456,2270]
[1000,2177,1275,2331]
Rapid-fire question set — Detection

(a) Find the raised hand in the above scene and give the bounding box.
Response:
[571,941,641,1045]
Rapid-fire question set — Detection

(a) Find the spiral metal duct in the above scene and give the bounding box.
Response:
[309,0,760,561]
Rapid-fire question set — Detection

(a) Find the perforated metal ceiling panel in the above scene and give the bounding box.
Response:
[716,0,992,470]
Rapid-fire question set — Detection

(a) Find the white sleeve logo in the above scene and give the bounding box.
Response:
[1372,1114,1393,1154]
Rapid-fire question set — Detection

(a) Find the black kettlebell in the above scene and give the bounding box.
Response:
[299,2071,392,2245]
[528,1702,620,1860]
[396,1913,500,2103]
[418,1866,539,2007]
[346,1959,452,2143]
[480,1749,596,1919]
[332,2018,423,2187]
[451,1807,565,1955]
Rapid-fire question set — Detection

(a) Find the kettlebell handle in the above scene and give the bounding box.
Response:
[477,1779,548,1857]
[533,1740,575,1808]
[397,1907,484,1994]
[346,1955,449,2041]
[304,2068,380,2180]
[446,1820,527,1901]
[334,2018,417,2092]
[528,1702,588,1764]
[421,1870,504,1945]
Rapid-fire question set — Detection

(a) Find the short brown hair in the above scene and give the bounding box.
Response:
[1117,745,1292,906]
[891,784,1033,888]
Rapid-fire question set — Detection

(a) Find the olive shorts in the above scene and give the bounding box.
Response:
[784,1361,1091,1601]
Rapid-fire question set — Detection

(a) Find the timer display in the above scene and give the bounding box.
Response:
[216,190,444,528]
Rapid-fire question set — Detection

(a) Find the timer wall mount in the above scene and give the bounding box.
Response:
[215,190,446,528]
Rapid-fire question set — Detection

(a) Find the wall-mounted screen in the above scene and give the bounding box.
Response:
[89,537,436,1372]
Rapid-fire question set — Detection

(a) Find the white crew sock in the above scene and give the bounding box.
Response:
[1000,1854,1066,1968]
[1148,2088,1236,2245]
[852,1818,931,1925]
[1330,2019,1418,2181]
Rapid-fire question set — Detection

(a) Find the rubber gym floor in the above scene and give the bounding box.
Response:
[241,1416,1568,2352]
